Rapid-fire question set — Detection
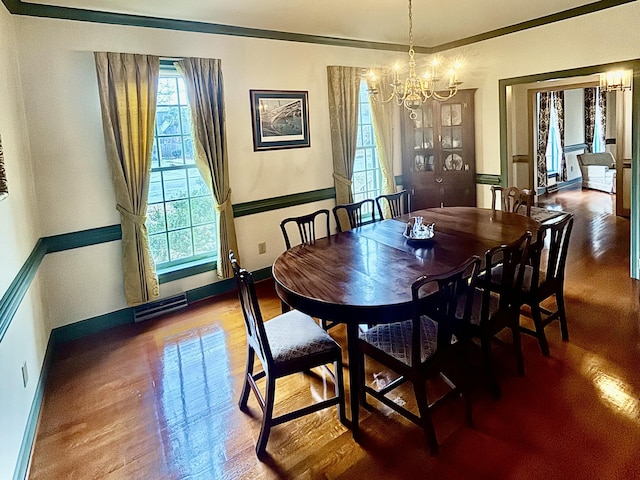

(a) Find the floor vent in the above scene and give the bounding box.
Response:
[133,293,188,323]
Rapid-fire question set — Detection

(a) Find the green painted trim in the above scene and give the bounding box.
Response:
[53,308,135,344]
[2,0,634,53]
[45,224,122,253]
[430,0,635,52]
[12,334,56,480]
[499,58,640,278]
[1,0,412,53]
[158,260,216,284]
[232,187,336,218]
[631,68,640,279]
[0,239,47,343]
[476,174,501,185]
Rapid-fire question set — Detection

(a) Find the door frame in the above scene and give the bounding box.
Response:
[499,59,640,279]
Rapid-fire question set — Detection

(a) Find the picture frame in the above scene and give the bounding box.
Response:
[250,90,310,151]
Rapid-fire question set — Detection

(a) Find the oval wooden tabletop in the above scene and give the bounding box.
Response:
[272,207,540,324]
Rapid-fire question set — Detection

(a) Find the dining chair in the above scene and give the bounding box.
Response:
[358,255,481,455]
[491,185,535,217]
[279,209,330,249]
[519,214,574,356]
[333,198,377,232]
[375,190,411,219]
[229,251,346,458]
[279,209,335,330]
[466,231,532,398]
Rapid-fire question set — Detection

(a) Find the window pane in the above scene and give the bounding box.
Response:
[158,137,184,167]
[146,203,166,234]
[188,169,208,197]
[190,196,215,225]
[354,150,366,172]
[362,124,373,147]
[148,171,164,204]
[183,137,195,165]
[180,106,192,136]
[149,233,169,264]
[151,141,159,169]
[193,224,217,255]
[157,77,179,105]
[168,229,193,261]
[163,170,188,201]
[156,106,181,135]
[353,172,366,194]
[166,199,190,230]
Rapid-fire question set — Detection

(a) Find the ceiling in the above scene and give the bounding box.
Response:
[19,0,634,49]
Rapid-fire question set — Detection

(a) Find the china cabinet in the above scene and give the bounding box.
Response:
[401,89,476,209]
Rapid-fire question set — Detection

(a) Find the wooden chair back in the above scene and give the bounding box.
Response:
[528,214,574,293]
[375,190,410,219]
[280,209,330,249]
[229,251,273,369]
[332,198,377,232]
[491,185,535,216]
[411,255,482,366]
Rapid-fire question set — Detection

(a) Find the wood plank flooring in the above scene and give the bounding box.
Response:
[28,189,640,479]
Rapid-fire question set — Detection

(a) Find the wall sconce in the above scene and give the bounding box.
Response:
[0,135,7,202]
[600,70,632,92]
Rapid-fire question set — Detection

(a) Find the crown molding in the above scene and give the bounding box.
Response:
[1,0,636,53]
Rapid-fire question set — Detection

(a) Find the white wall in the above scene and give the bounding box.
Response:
[14,2,640,328]
[0,6,49,479]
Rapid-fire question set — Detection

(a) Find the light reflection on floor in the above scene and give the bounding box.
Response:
[157,325,232,479]
[581,354,639,422]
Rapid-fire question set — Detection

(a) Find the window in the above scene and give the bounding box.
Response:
[542,91,562,175]
[146,72,217,271]
[351,79,382,217]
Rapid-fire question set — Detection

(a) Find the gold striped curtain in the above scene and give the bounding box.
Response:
[327,66,361,230]
[94,52,160,306]
[175,57,239,279]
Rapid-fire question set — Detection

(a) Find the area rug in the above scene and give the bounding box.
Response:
[530,206,569,224]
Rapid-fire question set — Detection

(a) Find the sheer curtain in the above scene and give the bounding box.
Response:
[366,72,396,208]
[327,66,361,229]
[175,57,239,279]
[95,52,160,306]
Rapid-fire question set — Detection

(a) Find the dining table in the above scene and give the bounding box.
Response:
[271,206,541,439]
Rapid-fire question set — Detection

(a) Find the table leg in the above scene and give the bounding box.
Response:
[346,322,360,441]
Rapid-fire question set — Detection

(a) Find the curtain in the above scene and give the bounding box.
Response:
[366,71,396,215]
[175,58,239,279]
[95,52,159,306]
[554,91,567,182]
[327,66,361,229]
[584,87,597,152]
[598,88,607,150]
[536,92,551,188]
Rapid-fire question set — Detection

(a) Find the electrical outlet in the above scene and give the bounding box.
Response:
[21,362,28,388]
[258,242,267,254]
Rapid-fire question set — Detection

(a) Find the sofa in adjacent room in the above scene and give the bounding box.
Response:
[577,152,616,194]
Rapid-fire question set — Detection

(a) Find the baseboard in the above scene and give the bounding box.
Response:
[12,333,56,480]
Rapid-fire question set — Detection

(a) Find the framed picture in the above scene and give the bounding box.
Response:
[250,90,310,151]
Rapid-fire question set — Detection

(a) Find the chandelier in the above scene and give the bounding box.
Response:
[368,0,462,119]
[600,70,631,92]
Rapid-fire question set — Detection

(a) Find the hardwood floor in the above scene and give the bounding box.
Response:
[29,189,640,479]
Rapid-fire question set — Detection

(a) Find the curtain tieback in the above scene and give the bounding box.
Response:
[333,173,352,187]
[117,204,146,224]
[214,190,232,212]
